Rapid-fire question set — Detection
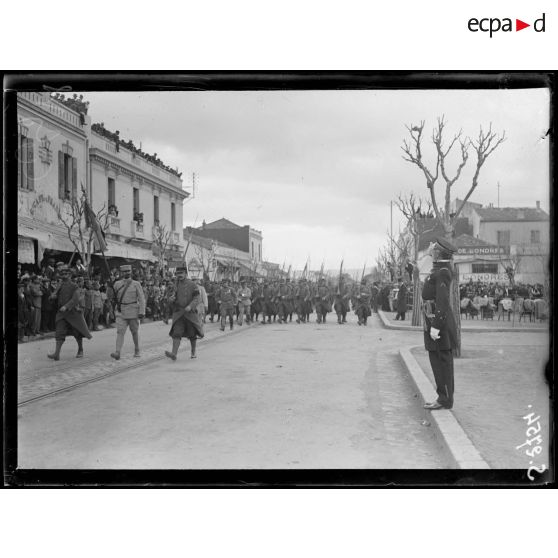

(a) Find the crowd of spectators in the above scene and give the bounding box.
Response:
[17,258,180,342]
[91,123,182,178]
[458,279,547,321]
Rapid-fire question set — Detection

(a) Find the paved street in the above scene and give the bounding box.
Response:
[17,314,449,469]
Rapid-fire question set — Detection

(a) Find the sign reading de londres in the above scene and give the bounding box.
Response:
[457,246,510,255]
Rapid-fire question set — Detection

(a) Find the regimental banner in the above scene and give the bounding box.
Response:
[457,246,510,255]
[461,273,508,283]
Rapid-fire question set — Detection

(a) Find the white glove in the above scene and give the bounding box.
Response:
[430,327,441,341]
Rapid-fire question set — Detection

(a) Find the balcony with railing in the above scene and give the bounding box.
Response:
[18,92,85,130]
[90,132,184,189]
[108,215,121,234]
[131,220,145,239]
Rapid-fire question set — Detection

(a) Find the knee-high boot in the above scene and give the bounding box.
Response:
[48,339,64,360]
[190,338,197,358]
[76,336,83,357]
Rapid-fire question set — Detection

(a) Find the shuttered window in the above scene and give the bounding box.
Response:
[58,151,77,199]
[133,188,139,214]
[154,195,159,223]
[108,178,115,206]
[18,135,34,190]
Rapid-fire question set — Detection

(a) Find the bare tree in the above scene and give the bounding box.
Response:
[193,243,214,280]
[402,116,506,355]
[152,223,172,277]
[394,193,433,326]
[30,187,109,276]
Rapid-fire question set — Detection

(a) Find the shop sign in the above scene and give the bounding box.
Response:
[457,246,509,255]
[461,273,508,283]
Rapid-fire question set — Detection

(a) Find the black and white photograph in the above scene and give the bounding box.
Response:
[6,74,552,483]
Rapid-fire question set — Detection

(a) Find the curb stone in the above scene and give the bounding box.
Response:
[379,309,546,333]
[399,345,491,470]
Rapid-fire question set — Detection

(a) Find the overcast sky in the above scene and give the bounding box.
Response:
[82,88,550,270]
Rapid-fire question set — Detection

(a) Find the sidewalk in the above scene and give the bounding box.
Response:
[379,309,547,333]
[382,310,551,471]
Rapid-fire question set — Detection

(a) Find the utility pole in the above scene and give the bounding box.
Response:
[192,172,197,199]
[497,181,500,208]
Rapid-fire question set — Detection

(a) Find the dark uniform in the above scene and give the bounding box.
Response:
[354,282,372,325]
[276,280,293,323]
[395,279,408,321]
[422,238,458,410]
[166,266,204,360]
[314,280,331,323]
[334,281,351,324]
[47,266,92,360]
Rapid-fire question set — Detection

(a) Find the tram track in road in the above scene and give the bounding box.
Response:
[18,321,257,408]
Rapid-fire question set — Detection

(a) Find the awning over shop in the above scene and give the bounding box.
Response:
[237,261,263,277]
[18,236,36,264]
[104,239,157,262]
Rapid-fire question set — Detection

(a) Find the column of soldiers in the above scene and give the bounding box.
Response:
[45,264,380,363]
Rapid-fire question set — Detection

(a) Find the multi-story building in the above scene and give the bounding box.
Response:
[184,227,265,281]
[412,200,549,285]
[89,124,188,266]
[17,92,188,271]
[17,92,90,266]
[194,218,263,263]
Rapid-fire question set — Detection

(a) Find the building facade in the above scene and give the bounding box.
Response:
[89,127,188,266]
[17,92,188,272]
[413,200,549,286]
[195,218,263,262]
[17,92,90,266]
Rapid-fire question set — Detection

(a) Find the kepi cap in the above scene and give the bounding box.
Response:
[120,264,132,272]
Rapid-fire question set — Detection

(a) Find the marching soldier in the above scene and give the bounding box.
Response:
[237,279,252,325]
[276,278,292,324]
[422,238,458,410]
[354,280,372,325]
[250,281,263,322]
[110,264,146,360]
[314,278,331,324]
[217,278,238,331]
[295,278,311,323]
[165,266,204,360]
[261,280,275,324]
[334,279,351,324]
[47,265,92,361]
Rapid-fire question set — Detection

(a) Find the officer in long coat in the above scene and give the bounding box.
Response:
[422,238,458,410]
[110,264,146,360]
[165,266,204,360]
[47,265,92,361]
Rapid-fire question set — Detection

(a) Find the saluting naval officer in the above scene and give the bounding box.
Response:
[110,264,146,360]
[47,265,92,361]
[422,237,458,410]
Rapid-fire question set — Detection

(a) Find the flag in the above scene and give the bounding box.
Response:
[302,261,308,278]
[84,198,107,252]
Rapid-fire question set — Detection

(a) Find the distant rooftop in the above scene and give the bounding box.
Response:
[475,206,549,222]
[454,234,492,247]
